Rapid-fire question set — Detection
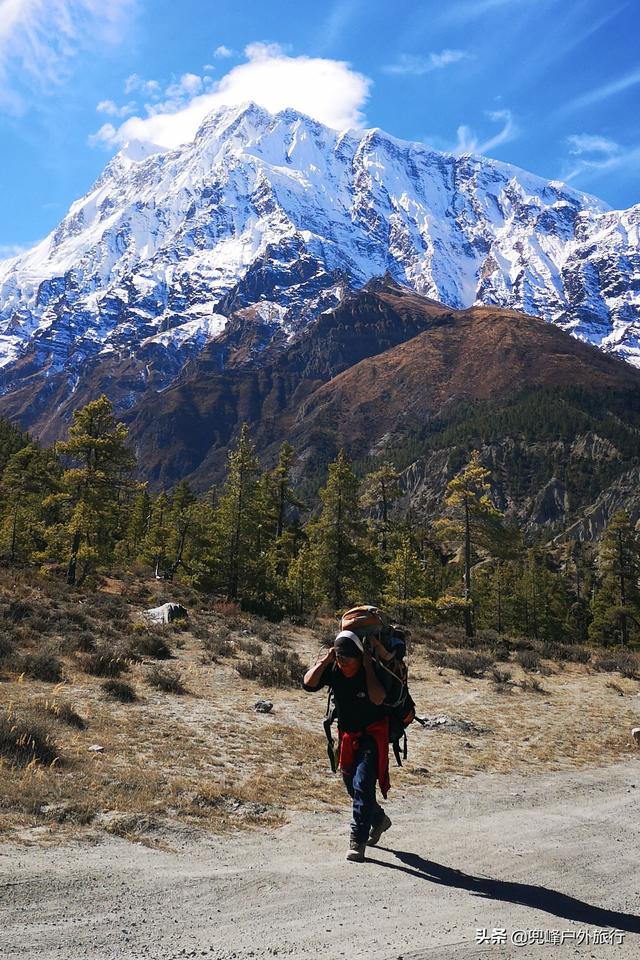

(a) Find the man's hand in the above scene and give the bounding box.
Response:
[303,645,335,689]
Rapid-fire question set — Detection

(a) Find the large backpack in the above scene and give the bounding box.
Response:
[323,613,425,772]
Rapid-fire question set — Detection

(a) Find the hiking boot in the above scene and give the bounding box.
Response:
[346,838,366,862]
[368,814,392,846]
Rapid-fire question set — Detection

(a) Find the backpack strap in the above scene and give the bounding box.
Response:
[323,685,338,773]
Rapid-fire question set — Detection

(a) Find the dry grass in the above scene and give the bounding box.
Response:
[1,572,640,843]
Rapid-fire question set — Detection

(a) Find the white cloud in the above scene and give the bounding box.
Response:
[124,73,161,97]
[91,43,371,149]
[454,109,518,155]
[384,49,470,76]
[97,98,135,118]
[0,0,134,113]
[213,45,233,59]
[567,134,619,156]
[0,242,30,259]
[564,67,640,112]
[562,132,640,188]
[441,0,535,24]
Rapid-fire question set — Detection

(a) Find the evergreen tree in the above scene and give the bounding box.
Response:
[308,449,374,608]
[214,424,265,600]
[383,535,436,623]
[49,396,135,585]
[589,511,640,646]
[435,451,505,637]
[140,491,171,578]
[360,461,401,560]
[0,444,58,563]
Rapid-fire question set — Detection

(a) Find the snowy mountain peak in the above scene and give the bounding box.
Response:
[0,103,638,384]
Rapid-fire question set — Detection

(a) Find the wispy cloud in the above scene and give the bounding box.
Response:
[384,49,470,77]
[563,132,640,188]
[0,0,135,113]
[454,109,518,155]
[317,0,361,53]
[564,66,640,112]
[439,0,535,26]
[0,242,30,259]
[97,99,136,118]
[90,43,372,150]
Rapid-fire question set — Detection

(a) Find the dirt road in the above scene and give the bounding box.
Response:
[2,761,639,960]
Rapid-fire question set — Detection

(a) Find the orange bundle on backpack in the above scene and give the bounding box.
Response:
[340,605,387,637]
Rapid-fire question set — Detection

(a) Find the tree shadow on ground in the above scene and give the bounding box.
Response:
[368,849,640,934]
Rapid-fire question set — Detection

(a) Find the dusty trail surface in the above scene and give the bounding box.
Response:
[2,762,640,960]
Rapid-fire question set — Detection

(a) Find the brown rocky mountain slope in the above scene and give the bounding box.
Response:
[1,278,639,535]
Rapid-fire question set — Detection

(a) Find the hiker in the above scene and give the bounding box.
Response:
[303,629,393,862]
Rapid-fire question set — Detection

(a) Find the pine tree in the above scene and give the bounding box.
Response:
[214,424,265,600]
[50,396,135,585]
[589,512,640,646]
[360,461,401,560]
[383,535,436,623]
[435,451,505,637]
[0,444,58,563]
[140,491,171,578]
[307,449,373,608]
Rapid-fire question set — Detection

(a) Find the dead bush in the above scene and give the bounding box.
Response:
[127,628,172,660]
[515,650,540,672]
[236,637,263,656]
[491,667,512,691]
[595,649,639,680]
[236,648,305,688]
[0,709,59,766]
[37,700,86,730]
[429,649,493,677]
[202,626,235,662]
[102,679,138,703]
[82,650,129,678]
[541,642,591,664]
[145,664,186,694]
[19,648,64,683]
[521,677,546,694]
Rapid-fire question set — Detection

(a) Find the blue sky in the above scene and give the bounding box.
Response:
[0,0,639,252]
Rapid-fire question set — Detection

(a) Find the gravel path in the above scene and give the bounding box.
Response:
[2,761,639,960]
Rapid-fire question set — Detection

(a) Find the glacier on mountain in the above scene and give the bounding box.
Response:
[0,101,638,377]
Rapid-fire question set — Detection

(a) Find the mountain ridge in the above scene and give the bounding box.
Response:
[0,100,638,394]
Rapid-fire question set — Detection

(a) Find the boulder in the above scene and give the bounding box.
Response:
[254,700,273,714]
[143,602,188,625]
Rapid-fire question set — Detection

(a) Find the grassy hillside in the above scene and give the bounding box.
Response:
[2,571,639,844]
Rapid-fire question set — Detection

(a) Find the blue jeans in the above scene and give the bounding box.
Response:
[342,734,386,844]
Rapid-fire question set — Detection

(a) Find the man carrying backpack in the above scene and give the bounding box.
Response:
[303,627,393,862]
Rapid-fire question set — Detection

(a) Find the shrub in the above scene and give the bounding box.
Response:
[127,629,172,660]
[236,648,305,688]
[146,665,186,694]
[516,650,540,672]
[82,651,129,678]
[541,642,591,664]
[236,637,263,656]
[521,677,546,694]
[202,626,235,662]
[0,633,14,663]
[0,710,59,766]
[38,700,86,730]
[102,679,138,703]
[19,649,63,683]
[595,649,639,680]
[491,667,512,686]
[429,649,493,677]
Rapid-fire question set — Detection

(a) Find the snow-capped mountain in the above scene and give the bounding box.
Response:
[0,100,639,384]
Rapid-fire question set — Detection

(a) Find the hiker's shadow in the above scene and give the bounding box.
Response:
[369,848,640,934]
